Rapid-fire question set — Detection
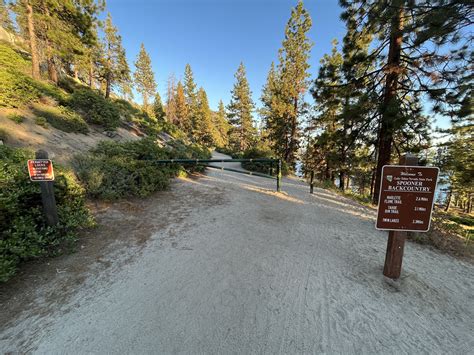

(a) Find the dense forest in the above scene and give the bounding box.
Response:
[3,0,471,210]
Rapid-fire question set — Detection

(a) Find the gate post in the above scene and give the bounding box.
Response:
[276,159,282,192]
[35,150,59,226]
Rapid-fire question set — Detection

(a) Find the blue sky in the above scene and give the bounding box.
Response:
[105,0,450,132]
[106,0,345,111]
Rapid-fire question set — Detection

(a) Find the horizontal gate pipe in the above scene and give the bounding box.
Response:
[205,165,276,180]
[150,158,278,164]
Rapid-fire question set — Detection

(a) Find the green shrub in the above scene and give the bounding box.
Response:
[58,76,81,94]
[34,116,48,128]
[0,44,67,108]
[67,88,121,129]
[32,105,89,134]
[7,113,25,123]
[0,127,8,142]
[241,147,289,176]
[0,145,93,282]
[448,215,474,227]
[73,138,211,200]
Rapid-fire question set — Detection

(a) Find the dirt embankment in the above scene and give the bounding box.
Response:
[0,108,141,164]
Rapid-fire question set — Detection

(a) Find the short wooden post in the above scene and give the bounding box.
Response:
[382,153,418,279]
[36,150,59,226]
[276,159,282,192]
[310,171,314,194]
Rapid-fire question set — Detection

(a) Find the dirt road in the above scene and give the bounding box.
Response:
[1,153,473,353]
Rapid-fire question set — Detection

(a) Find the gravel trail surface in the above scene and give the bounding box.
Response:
[1,153,473,354]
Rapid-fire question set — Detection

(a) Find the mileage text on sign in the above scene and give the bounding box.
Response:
[27,159,55,181]
[376,165,439,232]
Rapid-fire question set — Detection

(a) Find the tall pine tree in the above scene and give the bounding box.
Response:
[97,13,130,98]
[227,62,255,151]
[339,0,473,203]
[134,43,156,113]
[261,0,312,167]
[194,87,215,146]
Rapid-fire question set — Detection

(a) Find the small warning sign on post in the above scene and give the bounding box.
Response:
[27,159,55,181]
[376,165,439,232]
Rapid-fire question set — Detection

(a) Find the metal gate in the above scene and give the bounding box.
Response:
[152,158,282,191]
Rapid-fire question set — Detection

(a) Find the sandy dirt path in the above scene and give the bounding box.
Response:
[1,153,473,354]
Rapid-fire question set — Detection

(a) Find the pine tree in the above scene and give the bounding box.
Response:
[309,41,344,182]
[175,81,188,131]
[227,62,255,151]
[194,87,215,146]
[213,100,230,148]
[97,13,130,98]
[0,0,14,32]
[13,0,103,83]
[339,0,473,203]
[262,0,312,167]
[260,62,282,154]
[134,43,156,112]
[183,64,198,108]
[152,92,166,122]
[165,74,177,124]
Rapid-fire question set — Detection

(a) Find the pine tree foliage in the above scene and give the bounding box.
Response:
[193,87,215,146]
[261,0,312,167]
[338,0,473,203]
[227,62,255,151]
[134,43,156,112]
[174,81,188,131]
[213,100,230,148]
[96,13,130,98]
[0,0,14,31]
[152,92,166,122]
[12,0,104,83]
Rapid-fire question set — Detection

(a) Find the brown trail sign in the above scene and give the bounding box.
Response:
[376,154,439,280]
[376,165,439,232]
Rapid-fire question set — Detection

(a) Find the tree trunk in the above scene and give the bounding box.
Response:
[26,1,40,80]
[47,55,58,83]
[444,187,452,211]
[88,59,94,88]
[286,98,299,166]
[105,72,111,98]
[370,168,376,200]
[372,1,404,205]
[339,171,345,191]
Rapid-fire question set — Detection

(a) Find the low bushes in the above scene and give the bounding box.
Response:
[67,88,121,129]
[0,145,93,282]
[0,44,66,108]
[32,104,89,133]
[73,138,211,200]
[6,113,25,123]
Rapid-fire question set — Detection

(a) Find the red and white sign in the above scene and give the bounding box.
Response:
[27,159,55,181]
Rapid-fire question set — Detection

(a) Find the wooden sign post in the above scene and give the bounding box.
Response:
[28,150,58,226]
[376,154,439,279]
